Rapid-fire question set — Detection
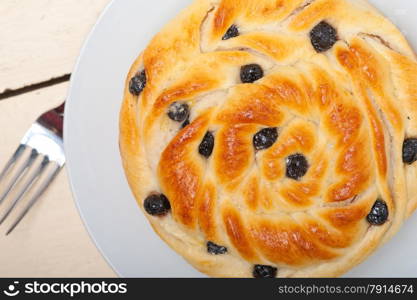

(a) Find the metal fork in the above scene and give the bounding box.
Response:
[0,102,65,235]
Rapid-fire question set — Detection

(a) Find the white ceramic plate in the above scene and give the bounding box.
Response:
[65,0,417,277]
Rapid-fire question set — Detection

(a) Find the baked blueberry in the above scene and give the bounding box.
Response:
[310,21,338,53]
[286,153,309,180]
[181,119,190,129]
[403,138,417,164]
[240,64,264,83]
[253,127,278,151]
[129,70,147,96]
[144,194,171,216]
[367,199,389,225]
[207,241,228,255]
[199,131,215,158]
[168,102,190,122]
[222,24,239,40]
[253,265,278,278]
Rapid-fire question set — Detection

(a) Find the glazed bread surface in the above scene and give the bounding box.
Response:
[120,0,417,277]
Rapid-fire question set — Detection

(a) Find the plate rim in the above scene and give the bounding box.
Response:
[64,0,120,277]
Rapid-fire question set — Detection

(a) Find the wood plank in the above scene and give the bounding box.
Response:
[0,83,115,277]
[0,0,111,94]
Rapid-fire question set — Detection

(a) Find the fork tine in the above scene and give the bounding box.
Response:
[0,148,38,205]
[6,162,61,235]
[0,144,27,182]
[0,156,50,226]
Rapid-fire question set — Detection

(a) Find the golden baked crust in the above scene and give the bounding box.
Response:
[119,0,417,277]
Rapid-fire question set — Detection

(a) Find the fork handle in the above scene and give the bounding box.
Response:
[37,102,65,137]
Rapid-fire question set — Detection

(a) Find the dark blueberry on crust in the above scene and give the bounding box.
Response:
[207,241,228,255]
[403,138,417,164]
[181,119,190,129]
[240,64,264,83]
[144,194,171,216]
[367,199,389,225]
[253,127,278,151]
[168,102,190,122]
[222,24,239,40]
[310,21,338,53]
[129,70,147,96]
[286,153,309,180]
[253,265,278,278]
[199,131,215,158]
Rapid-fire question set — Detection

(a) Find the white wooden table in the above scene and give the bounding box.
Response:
[0,0,115,277]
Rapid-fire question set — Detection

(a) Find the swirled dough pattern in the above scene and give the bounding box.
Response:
[120,0,417,277]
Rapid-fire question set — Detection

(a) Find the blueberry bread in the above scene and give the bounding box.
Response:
[120,0,417,277]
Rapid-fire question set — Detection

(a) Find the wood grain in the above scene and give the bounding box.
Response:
[0,83,115,277]
[0,0,111,94]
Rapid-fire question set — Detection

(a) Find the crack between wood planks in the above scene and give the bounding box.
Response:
[0,74,71,101]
